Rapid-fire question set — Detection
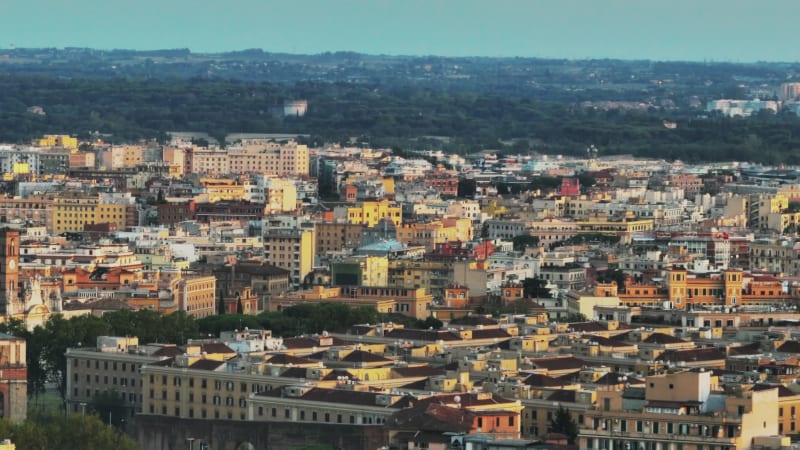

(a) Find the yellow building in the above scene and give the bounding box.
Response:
[50,193,129,235]
[200,178,246,203]
[335,200,402,227]
[264,177,298,213]
[482,200,508,218]
[396,217,473,251]
[162,147,186,178]
[38,134,78,149]
[576,218,654,235]
[277,285,433,319]
[580,370,779,450]
[331,255,389,287]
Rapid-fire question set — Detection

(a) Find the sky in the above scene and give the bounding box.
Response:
[1,0,799,62]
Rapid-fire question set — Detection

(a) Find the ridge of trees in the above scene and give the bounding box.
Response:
[1,74,800,163]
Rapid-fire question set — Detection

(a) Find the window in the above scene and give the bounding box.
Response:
[312,412,317,421]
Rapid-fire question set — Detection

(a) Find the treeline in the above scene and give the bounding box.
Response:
[1,74,800,162]
[0,304,439,399]
[0,412,137,450]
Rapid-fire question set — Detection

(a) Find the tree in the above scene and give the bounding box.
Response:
[512,234,540,252]
[90,390,130,429]
[522,277,551,298]
[236,297,244,315]
[0,412,138,450]
[457,178,476,198]
[548,405,579,444]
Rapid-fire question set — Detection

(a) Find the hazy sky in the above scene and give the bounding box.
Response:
[1,0,798,62]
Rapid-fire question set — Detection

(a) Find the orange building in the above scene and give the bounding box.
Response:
[666,268,790,309]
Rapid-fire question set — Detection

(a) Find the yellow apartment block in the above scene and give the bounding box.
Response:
[396,217,473,251]
[51,194,129,235]
[200,178,246,203]
[337,200,402,227]
[38,134,78,149]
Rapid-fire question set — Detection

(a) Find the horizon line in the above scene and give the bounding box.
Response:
[4,46,798,66]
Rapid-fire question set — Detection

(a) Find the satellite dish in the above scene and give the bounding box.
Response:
[454,395,461,404]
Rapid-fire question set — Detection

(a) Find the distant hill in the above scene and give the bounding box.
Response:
[0,48,799,163]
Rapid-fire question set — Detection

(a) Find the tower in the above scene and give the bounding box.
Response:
[0,229,19,315]
[723,269,743,306]
[667,268,687,309]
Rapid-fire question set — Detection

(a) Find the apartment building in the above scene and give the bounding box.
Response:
[0,194,53,227]
[579,370,779,450]
[315,222,364,254]
[65,336,167,417]
[333,200,402,227]
[140,348,295,422]
[263,228,315,287]
[50,192,133,235]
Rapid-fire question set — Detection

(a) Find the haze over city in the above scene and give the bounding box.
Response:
[2,0,800,62]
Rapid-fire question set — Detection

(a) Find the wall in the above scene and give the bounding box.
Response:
[131,415,386,450]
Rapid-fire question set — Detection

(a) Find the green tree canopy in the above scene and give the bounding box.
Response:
[0,413,138,450]
[548,405,579,444]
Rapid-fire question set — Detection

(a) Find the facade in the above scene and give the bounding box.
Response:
[51,192,132,235]
[334,200,403,227]
[65,336,165,416]
[0,333,26,422]
[263,228,315,287]
[579,370,779,450]
[315,222,364,255]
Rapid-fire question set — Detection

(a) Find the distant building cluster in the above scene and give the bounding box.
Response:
[1,133,800,448]
[707,82,800,117]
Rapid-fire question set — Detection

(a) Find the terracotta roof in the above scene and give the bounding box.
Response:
[642,333,688,345]
[392,365,447,378]
[279,367,310,378]
[529,356,586,371]
[340,349,394,364]
[385,328,462,342]
[656,347,725,363]
[386,403,474,433]
[471,328,512,340]
[152,346,183,357]
[416,392,515,408]
[728,342,762,356]
[189,359,225,371]
[321,369,358,381]
[199,343,236,354]
[521,373,570,388]
[777,341,800,354]
[595,373,644,385]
